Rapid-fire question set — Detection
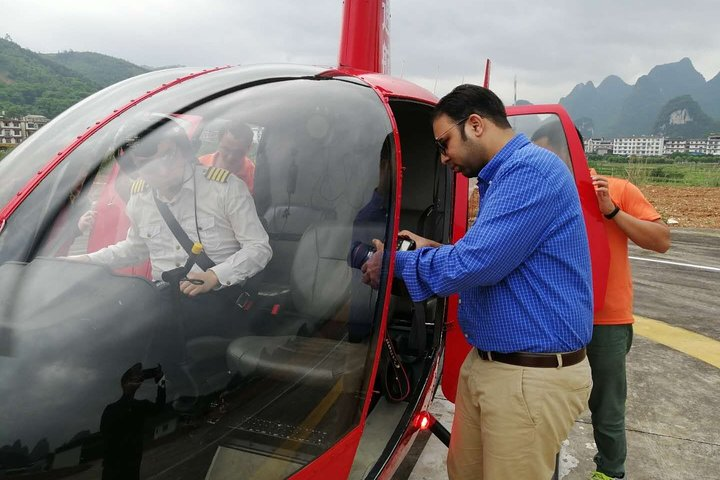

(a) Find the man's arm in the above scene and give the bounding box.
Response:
[84,224,149,267]
[382,162,559,301]
[610,215,669,253]
[593,175,670,253]
[207,178,272,287]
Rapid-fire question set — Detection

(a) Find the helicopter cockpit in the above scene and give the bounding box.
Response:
[0,67,445,478]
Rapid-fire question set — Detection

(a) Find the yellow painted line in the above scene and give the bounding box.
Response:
[250,376,345,480]
[634,315,720,369]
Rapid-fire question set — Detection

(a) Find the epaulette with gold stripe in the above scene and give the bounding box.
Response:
[205,166,231,183]
[130,179,148,194]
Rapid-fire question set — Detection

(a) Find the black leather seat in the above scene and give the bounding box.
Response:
[226,221,362,387]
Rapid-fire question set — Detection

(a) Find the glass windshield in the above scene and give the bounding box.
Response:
[512,113,574,171]
[0,76,393,478]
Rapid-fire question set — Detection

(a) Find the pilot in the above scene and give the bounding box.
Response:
[73,118,272,337]
[199,120,256,193]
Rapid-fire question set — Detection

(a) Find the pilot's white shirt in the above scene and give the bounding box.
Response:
[87,163,272,286]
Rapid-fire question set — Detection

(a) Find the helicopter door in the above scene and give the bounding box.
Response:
[441,104,610,402]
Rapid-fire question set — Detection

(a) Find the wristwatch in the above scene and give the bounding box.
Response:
[604,204,621,220]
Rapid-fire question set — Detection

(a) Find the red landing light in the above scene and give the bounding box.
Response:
[414,411,432,430]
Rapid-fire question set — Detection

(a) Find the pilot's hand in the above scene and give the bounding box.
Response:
[77,207,97,234]
[591,175,616,215]
[181,270,220,296]
[361,239,384,289]
[398,230,440,249]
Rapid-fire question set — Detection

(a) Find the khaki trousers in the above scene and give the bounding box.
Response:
[447,349,592,480]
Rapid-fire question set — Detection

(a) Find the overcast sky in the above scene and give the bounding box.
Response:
[4,0,719,105]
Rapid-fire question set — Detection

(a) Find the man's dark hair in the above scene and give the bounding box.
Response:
[221,121,254,147]
[434,84,512,135]
[115,116,194,175]
[531,120,566,152]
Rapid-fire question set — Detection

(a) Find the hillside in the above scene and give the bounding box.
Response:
[0,38,99,118]
[0,38,153,119]
[560,58,720,138]
[653,95,719,138]
[42,51,148,88]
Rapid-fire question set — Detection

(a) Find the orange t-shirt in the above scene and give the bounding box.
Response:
[591,169,661,325]
[198,152,255,193]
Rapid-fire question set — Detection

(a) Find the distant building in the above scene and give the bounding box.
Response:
[687,138,707,155]
[585,138,614,155]
[663,138,687,155]
[612,136,665,156]
[0,114,50,149]
[586,134,720,157]
[662,136,720,155]
[707,135,720,156]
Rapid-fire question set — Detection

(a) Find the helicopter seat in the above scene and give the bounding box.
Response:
[226,221,355,383]
[248,205,336,313]
[226,335,366,391]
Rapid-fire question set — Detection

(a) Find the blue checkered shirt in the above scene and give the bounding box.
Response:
[394,134,592,353]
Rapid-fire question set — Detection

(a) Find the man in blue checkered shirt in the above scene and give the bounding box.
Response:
[362,85,593,480]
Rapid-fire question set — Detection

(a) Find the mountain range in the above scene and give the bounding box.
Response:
[560,57,720,139]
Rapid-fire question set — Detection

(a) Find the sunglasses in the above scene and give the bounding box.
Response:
[435,116,470,156]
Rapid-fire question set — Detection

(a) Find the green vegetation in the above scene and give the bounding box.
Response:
[588,154,720,187]
[42,51,148,88]
[0,38,99,118]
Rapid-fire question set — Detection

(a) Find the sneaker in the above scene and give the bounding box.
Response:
[590,471,624,480]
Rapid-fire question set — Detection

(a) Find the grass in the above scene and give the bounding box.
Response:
[589,158,720,187]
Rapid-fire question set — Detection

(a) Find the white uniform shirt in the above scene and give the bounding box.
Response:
[88,163,272,286]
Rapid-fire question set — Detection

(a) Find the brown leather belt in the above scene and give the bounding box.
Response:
[476,347,586,368]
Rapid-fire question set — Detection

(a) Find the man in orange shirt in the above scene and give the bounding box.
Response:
[588,167,670,480]
[199,121,255,193]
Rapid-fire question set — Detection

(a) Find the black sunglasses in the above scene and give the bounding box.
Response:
[435,116,470,155]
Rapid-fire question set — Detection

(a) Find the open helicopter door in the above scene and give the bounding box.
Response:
[441,104,610,402]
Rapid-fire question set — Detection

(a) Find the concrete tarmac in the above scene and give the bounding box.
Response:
[400,228,720,480]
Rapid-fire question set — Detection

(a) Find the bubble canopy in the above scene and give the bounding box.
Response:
[0,65,396,478]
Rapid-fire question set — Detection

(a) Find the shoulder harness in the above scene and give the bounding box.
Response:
[130,179,148,194]
[205,166,231,183]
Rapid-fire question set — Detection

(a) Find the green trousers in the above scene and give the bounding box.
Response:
[587,324,633,479]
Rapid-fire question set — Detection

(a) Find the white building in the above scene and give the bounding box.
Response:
[612,136,665,156]
[687,138,708,155]
[585,138,614,155]
[589,135,720,157]
[707,135,720,156]
[0,114,50,148]
[663,138,687,155]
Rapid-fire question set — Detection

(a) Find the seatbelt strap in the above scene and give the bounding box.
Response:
[153,196,216,271]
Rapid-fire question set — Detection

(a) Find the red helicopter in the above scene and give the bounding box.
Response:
[0,0,609,478]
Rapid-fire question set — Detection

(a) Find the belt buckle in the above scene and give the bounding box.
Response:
[235,291,251,309]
